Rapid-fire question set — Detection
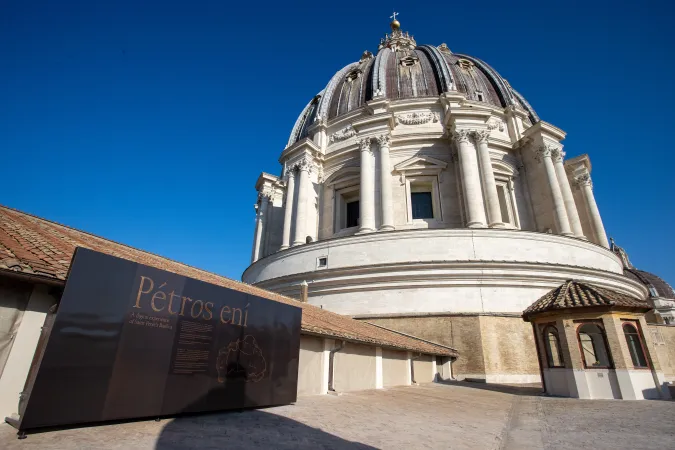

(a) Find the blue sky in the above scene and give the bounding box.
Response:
[1,1,674,284]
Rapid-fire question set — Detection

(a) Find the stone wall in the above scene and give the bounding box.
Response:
[649,324,675,381]
[479,316,540,383]
[362,314,541,383]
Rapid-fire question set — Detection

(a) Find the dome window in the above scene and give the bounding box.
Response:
[457,59,474,70]
[476,91,485,102]
[346,70,362,83]
[400,56,418,67]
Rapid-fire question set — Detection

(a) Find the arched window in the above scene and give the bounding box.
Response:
[623,323,648,368]
[543,325,564,367]
[577,323,612,368]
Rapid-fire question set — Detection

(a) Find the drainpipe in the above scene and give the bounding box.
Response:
[410,352,422,385]
[328,340,346,392]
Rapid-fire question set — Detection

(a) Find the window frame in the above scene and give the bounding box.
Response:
[541,324,565,368]
[333,185,360,234]
[405,175,442,225]
[621,321,650,369]
[493,168,521,229]
[576,321,614,369]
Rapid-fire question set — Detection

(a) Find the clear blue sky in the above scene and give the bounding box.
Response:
[2,1,674,284]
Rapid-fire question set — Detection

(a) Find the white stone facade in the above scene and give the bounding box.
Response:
[245,95,644,310]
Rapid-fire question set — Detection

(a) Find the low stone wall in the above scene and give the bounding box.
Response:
[362,314,541,383]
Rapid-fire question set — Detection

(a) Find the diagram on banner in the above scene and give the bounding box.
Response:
[216,335,266,383]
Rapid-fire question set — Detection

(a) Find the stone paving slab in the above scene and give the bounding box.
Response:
[1,382,673,449]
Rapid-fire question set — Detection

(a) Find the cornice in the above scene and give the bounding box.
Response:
[522,120,566,141]
[278,137,321,164]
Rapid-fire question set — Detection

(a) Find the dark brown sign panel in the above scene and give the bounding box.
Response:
[18,248,301,430]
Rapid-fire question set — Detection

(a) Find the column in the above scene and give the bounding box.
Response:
[474,130,504,228]
[537,145,572,236]
[292,159,311,246]
[280,169,296,250]
[551,149,585,239]
[358,137,376,233]
[454,129,486,227]
[376,134,394,231]
[251,193,269,262]
[575,172,610,248]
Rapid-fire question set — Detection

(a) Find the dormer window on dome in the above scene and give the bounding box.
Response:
[346,70,362,83]
[457,59,474,70]
[400,56,418,67]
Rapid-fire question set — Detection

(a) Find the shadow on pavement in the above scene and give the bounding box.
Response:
[155,408,376,450]
[438,380,544,397]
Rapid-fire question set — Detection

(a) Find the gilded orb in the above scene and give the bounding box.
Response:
[390,19,400,30]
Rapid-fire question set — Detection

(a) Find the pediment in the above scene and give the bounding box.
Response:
[394,155,448,173]
[324,166,360,187]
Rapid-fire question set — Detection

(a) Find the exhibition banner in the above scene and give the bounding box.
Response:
[18,248,302,430]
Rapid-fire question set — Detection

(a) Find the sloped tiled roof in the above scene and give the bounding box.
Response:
[522,280,650,320]
[0,205,457,357]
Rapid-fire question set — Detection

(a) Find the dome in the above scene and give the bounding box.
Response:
[287,21,539,147]
[610,238,675,300]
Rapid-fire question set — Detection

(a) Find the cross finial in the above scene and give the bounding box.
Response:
[390,11,399,21]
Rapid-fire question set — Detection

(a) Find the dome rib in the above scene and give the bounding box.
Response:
[371,48,392,97]
[513,89,540,123]
[418,45,454,92]
[287,94,322,147]
[317,62,361,121]
[454,54,515,108]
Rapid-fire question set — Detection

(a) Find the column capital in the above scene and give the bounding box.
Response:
[535,144,560,162]
[358,137,373,153]
[574,173,592,188]
[375,134,391,147]
[472,130,490,144]
[258,189,274,203]
[294,156,314,174]
[285,167,296,180]
[453,129,472,144]
[550,148,565,163]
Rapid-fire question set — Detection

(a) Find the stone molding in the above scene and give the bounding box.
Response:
[244,228,629,276]
[487,118,505,132]
[329,124,357,143]
[250,260,646,311]
[394,111,439,126]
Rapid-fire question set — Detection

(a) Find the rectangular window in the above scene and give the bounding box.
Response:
[346,200,360,228]
[411,192,433,219]
[497,185,510,224]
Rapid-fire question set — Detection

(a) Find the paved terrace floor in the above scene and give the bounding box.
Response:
[1,382,674,449]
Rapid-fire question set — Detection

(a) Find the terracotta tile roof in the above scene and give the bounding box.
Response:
[522,280,650,321]
[0,205,457,357]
